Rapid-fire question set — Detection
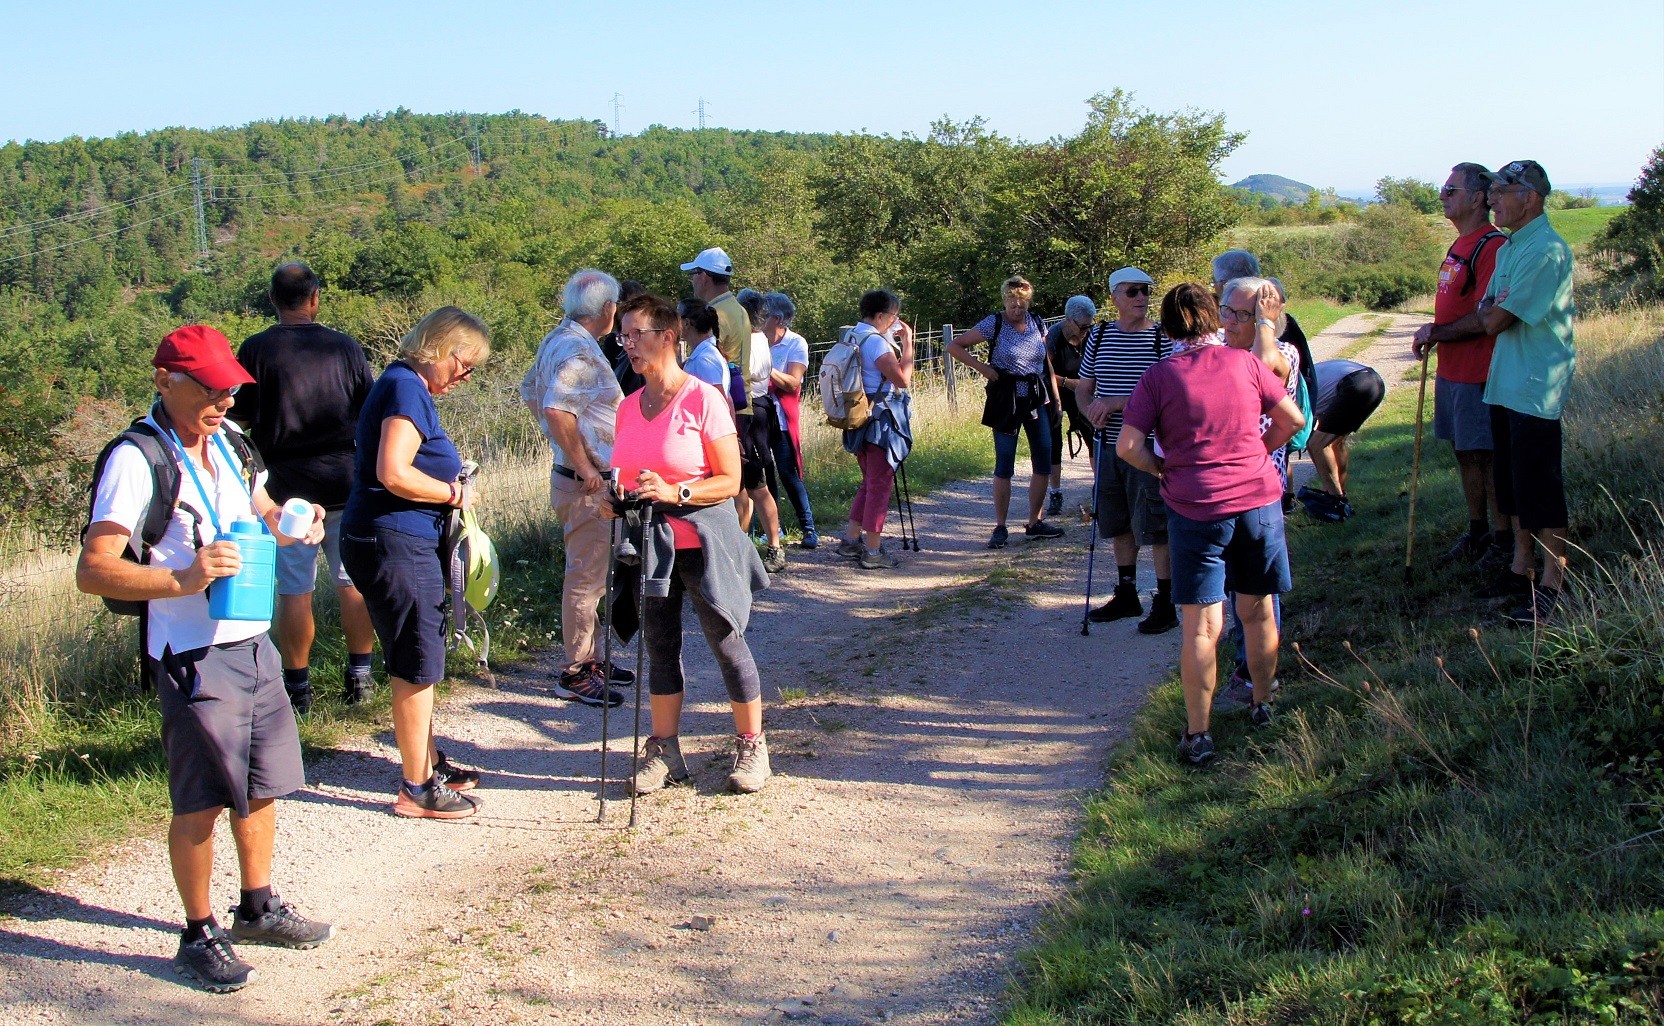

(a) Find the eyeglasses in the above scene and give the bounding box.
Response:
[452,354,477,381]
[184,374,239,403]
[1118,284,1151,297]
[1219,305,1256,324]
[619,327,670,346]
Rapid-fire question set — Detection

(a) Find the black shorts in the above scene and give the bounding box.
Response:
[739,409,776,492]
[1490,405,1567,531]
[1097,448,1168,544]
[341,527,449,685]
[1316,367,1386,437]
[152,635,305,818]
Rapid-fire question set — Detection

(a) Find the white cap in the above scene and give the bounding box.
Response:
[680,247,735,275]
[1107,266,1154,291]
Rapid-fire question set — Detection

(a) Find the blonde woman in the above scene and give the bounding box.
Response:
[946,275,1065,548]
[340,307,490,819]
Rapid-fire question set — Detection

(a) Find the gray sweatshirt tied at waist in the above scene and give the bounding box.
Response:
[609,500,769,644]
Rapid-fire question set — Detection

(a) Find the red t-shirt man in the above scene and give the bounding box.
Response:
[1432,227,1505,384]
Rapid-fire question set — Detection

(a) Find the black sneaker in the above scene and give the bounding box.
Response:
[1474,570,1532,600]
[229,897,334,950]
[1504,586,1562,628]
[554,663,625,707]
[1024,521,1065,540]
[393,780,479,820]
[174,925,255,993]
[1473,543,1513,574]
[1248,701,1275,728]
[1177,731,1216,766]
[1046,490,1064,517]
[987,525,1009,549]
[1136,597,1178,634]
[1088,583,1143,623]
[284,683,313,718]
[1440,532,1488,565]
[343,667,374,706]
[433,749,480,792]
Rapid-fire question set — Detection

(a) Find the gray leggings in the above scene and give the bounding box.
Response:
[641,549,762,703]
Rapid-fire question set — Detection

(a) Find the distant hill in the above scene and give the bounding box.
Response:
[1232,174,1317,204]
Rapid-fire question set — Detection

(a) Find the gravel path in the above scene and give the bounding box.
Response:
[0,314,1420,1025]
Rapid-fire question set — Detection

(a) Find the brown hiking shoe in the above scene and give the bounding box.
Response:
[630,735,689,795]
[727,733,772,794]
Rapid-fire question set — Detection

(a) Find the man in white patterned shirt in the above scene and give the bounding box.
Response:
[521,269,630,706]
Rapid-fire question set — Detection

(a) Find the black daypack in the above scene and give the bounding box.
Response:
[1446,230,1508,297]
[83,408,265,619]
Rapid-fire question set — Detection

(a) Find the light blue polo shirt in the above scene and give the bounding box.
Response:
[1483,213,1576,420]
[683,337,729,392]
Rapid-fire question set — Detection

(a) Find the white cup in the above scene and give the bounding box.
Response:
[277,498,314,539]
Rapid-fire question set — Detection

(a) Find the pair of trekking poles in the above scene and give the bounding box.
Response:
[596,472,651,828]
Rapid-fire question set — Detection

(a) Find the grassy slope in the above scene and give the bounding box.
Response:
[1548,206,1624,247]
[1006,305,1664,1025]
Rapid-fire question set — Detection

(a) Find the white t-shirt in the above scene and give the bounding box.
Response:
[746,330,773,399]
[770,331,810,373]
[89,417,272,658]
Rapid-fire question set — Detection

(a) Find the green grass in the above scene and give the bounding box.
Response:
[1005,303,1664,1024]
[1287,299,1371,339]
[1548,206,1624,248]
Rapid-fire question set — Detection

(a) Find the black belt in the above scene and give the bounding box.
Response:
[554,465,577,480]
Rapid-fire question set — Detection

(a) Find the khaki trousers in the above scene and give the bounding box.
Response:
[551,472,610,669]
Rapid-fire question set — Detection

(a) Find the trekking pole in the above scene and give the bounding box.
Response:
[1081,430,1105,636]
[899,460,920,551]
[1405,351,1431,587]
[596,507,619,822]
[627,503,651,829]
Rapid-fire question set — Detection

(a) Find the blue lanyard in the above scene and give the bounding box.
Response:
[164,427,253,538]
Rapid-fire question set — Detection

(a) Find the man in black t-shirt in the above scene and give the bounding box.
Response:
[233,263,377,711]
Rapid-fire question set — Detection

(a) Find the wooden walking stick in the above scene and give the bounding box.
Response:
[1405,350,1432,586]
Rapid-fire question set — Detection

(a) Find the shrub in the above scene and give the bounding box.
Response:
[1596,147,1664,302]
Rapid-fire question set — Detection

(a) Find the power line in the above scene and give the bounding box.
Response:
[611,93,624,137]
[0,184,193,241]
[695,97,710,130]
[0,204,196,266]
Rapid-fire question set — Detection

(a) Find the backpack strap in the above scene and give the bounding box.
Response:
[1447,230,1507,298]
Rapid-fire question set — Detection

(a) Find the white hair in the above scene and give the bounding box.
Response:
[1211,249,1260,285]
[1063,295,1096,325]
[761,291,796,325]
[1222,276,1286,335]
[562,268,620,320]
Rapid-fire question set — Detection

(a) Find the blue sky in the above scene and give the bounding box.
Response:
[4,0,1660,194]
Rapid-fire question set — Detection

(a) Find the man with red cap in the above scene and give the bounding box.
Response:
[77,325,335,993]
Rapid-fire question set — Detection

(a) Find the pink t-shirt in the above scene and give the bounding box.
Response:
[1122,344,1288,521]
[612,375,736,548]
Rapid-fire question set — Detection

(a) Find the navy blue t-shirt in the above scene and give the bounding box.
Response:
[342,361,462,538]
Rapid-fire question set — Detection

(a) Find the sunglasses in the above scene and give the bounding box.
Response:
[184,374,240,403]
[1119,284,1151,297]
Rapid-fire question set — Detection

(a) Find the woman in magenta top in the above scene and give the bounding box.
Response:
[609,292,771,797]
[1115,283,1305,766]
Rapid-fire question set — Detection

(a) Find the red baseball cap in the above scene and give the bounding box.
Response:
[153,325,256,390]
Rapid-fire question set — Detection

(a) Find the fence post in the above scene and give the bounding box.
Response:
[942,324,956,411]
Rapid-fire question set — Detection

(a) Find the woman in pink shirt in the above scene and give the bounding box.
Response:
[1116,283,1305,766]
[610,293,772,796]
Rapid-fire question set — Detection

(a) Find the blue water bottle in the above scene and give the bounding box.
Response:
[208,516,277,621]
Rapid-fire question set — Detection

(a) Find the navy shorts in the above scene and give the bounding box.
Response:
[1433,378,1493,451]
[341,527,449,685]
[1167,499,1292,606]
[1096,447,1168,544]
[152,635,305,818]
[1490,405,1567,531]
[993,405,1053,479]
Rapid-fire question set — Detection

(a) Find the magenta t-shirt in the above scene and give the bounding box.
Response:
[613,375,736,548]
[1122,344,1288,521]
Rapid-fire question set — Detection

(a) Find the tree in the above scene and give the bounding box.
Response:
[1375,176,1440,214]
[1595,146,1664,301]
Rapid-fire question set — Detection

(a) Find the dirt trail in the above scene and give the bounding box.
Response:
[0,314,1422,1026]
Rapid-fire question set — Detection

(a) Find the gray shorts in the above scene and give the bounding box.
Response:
[151,634,305,818]
[1097,449,1168,544]
[276,508,352,596]
[1433,377,1493,451]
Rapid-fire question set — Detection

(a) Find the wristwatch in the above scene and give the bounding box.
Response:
[1256,318,1276,329]
[678,483,693,504]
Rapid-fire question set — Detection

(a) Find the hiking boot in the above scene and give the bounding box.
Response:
[762,545,788,574]
[1504,586,1562,628]
[1473,542,1514,574]
[834,538,864,559]
[286,684,313,718]
[1024,520,1065,540]
[1177,731,1216,766]
[1046,490,1064,517]
[1137,596,1178,634]
[1088,582,1143,623]
[1248,701,1275,728]
[798,528,820,550]
[555,663,625,707]
[630,735,689,795]
[174,924,255,993]
[987,525,1009,549]
[343,666,374,706]
[1474,569,1531,600]
[229,897,335,950]
[433,749,480,792]
[393,779,479,820]
[1440,531,1489,565]
[859,548,899,570]
[728,733,772,794]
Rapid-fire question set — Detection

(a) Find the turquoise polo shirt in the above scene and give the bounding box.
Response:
[1482,213,1576,420]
